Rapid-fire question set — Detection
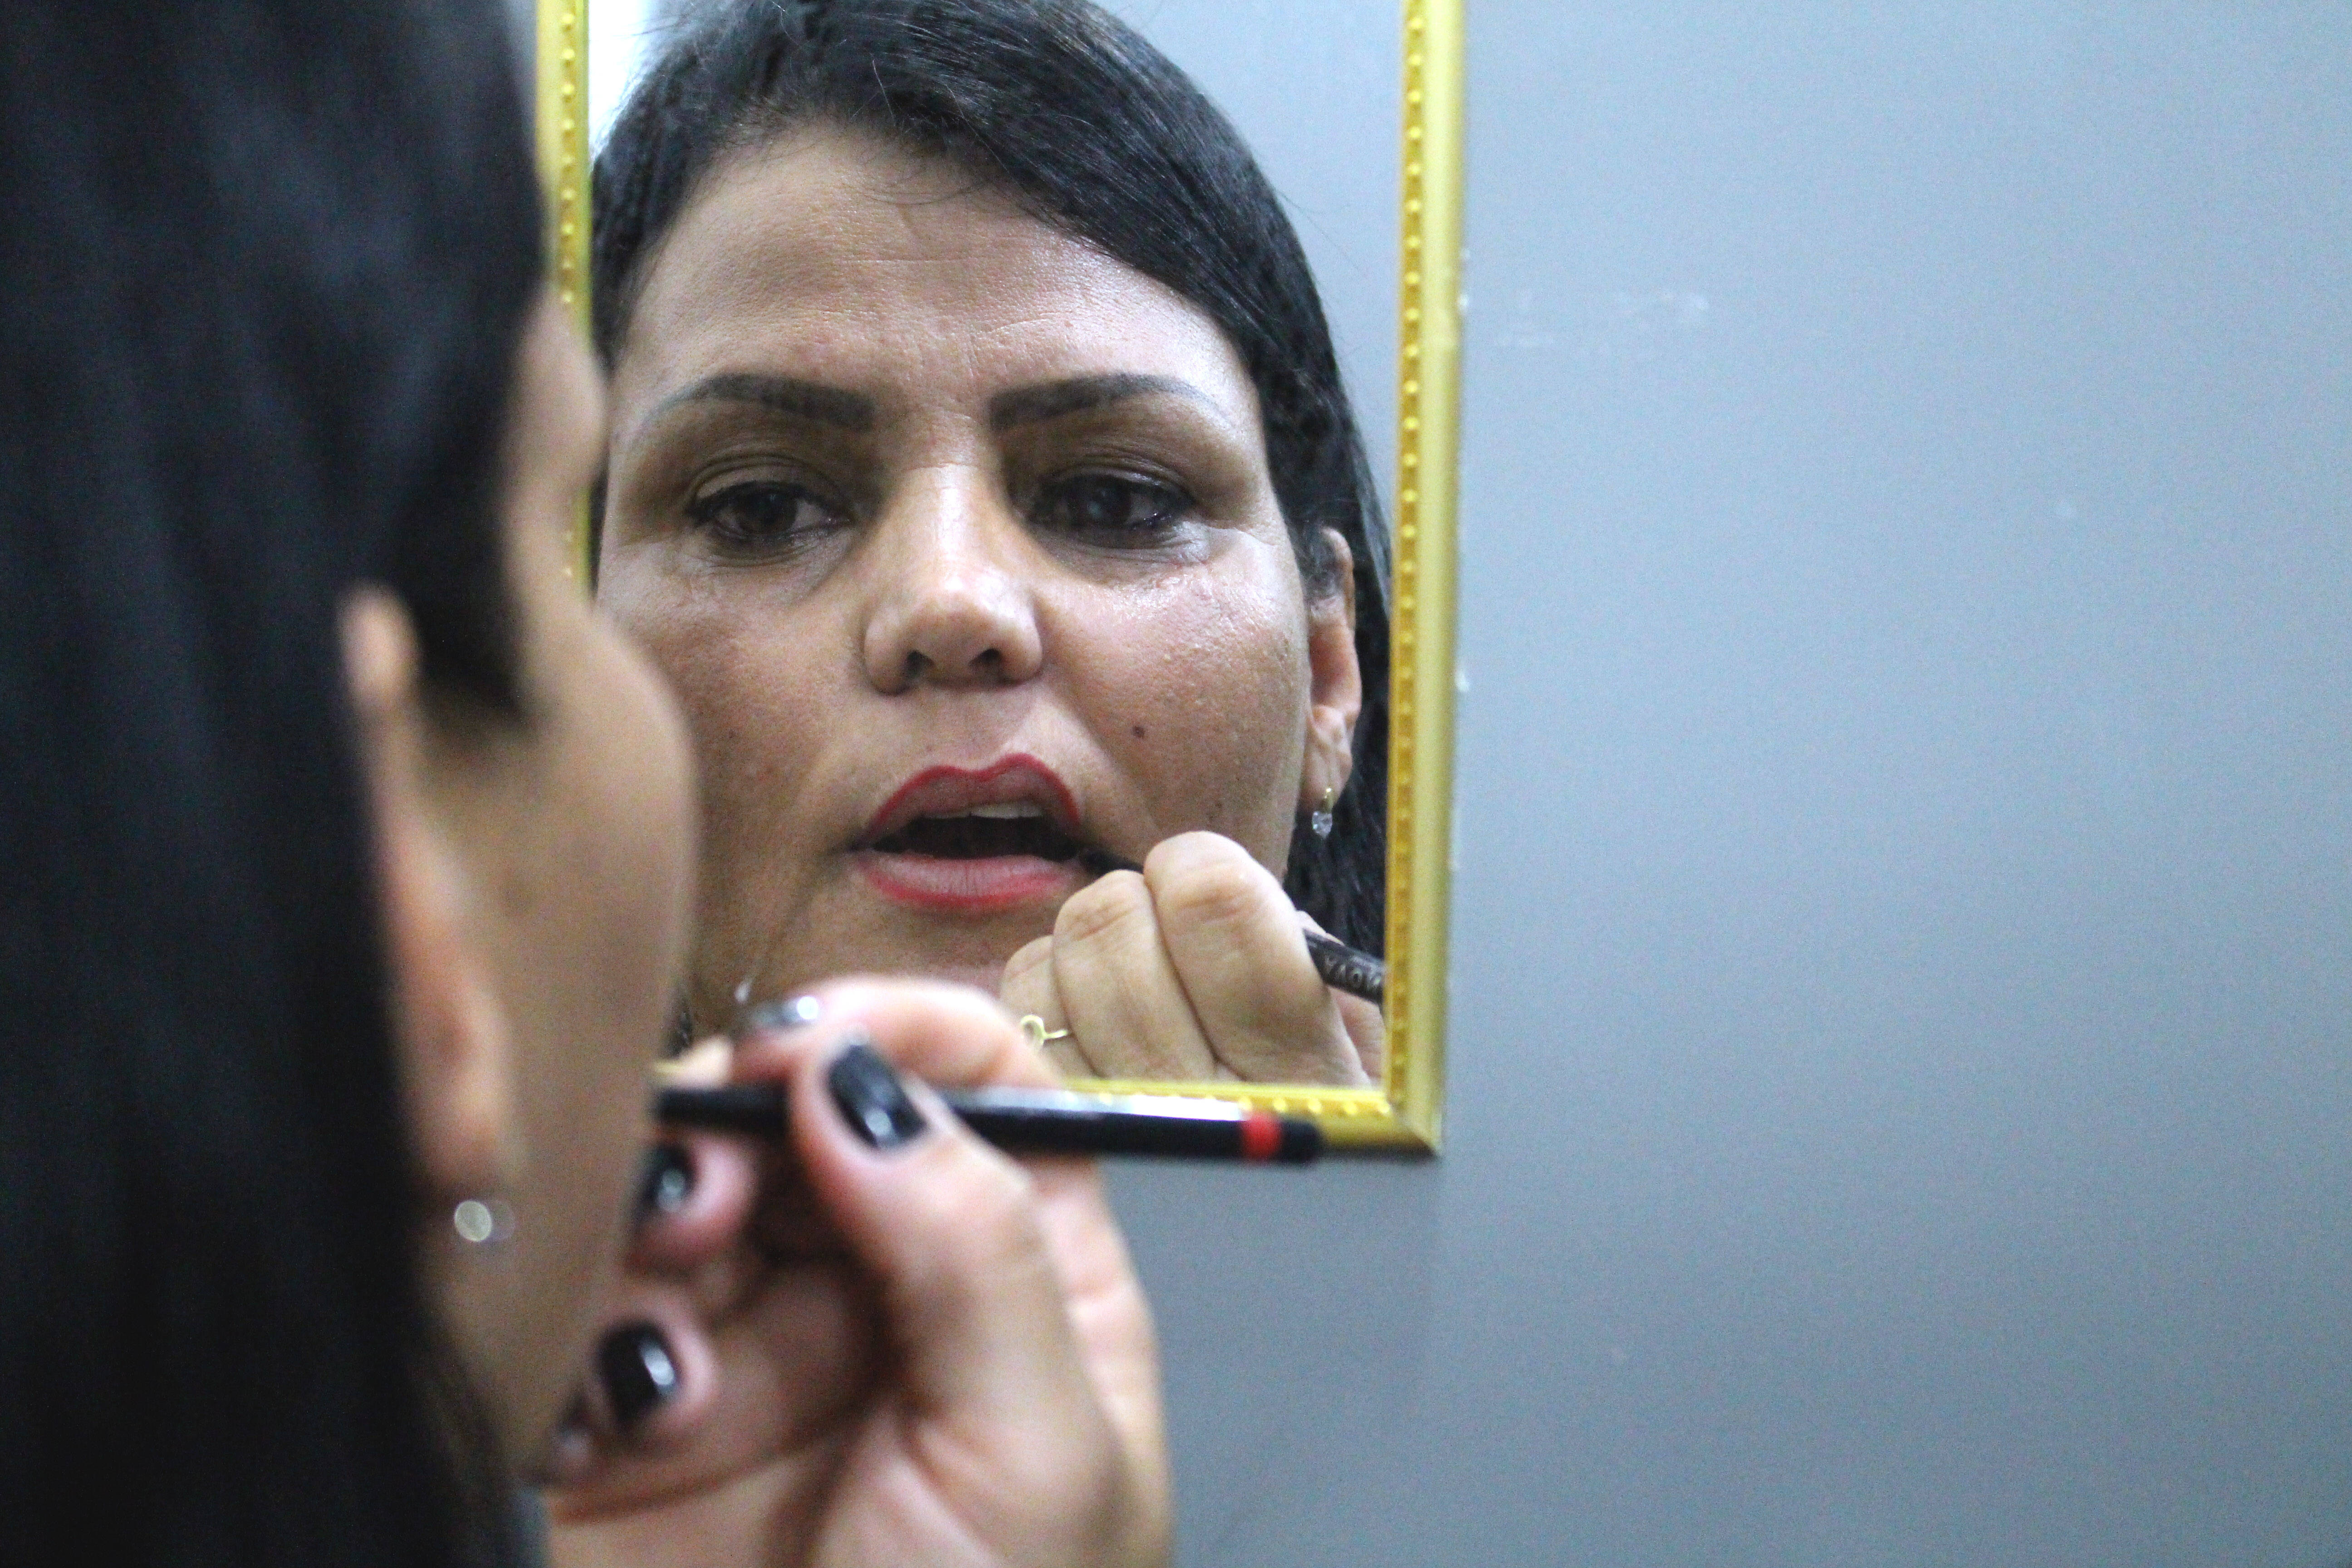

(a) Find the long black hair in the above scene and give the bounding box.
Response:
[594,0,1390,954]
[0,0,541,1562]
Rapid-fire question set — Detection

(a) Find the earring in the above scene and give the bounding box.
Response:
[1310,787,1336,841]
[452,1197,514,1246]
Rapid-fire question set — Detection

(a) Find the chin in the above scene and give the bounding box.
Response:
[818,906,1051,1002]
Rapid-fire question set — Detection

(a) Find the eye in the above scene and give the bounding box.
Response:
[683,479,849,556]
[1031,472,1192,539]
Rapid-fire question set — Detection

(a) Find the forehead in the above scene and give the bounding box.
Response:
[614,125,1255,420]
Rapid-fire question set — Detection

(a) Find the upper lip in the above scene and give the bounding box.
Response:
[858,755,1083,848]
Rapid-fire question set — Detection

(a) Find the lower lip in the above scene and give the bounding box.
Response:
[853,850,1083,914]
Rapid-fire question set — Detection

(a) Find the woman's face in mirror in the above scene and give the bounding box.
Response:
[600,125,1342,1017]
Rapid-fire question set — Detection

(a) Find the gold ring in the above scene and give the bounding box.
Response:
[1017,1014,1073,1051]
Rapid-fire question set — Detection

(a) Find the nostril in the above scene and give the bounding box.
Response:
[896,645,1017,688]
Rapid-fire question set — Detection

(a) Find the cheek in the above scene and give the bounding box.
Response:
[505,619,699,1405]
[559,633,696,1081]
[1077,567,1312,853]
[594,633,696,918]
[608,579,843,908]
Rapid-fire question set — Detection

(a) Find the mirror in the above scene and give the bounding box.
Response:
[538,0,1457,1152]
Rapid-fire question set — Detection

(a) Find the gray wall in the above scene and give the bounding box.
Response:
[1107,4,2352,1565]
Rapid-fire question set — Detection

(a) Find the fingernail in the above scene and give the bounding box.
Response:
[635,1143,694,1220]
[826,1036,928,1150]
[737,993,822,1037]
[597,1323,680,1431]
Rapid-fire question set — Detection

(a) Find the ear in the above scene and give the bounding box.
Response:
[1300,528,1363,808]
[341,588,518,1204]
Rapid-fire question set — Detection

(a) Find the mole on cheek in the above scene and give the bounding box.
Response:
[1131,724,1147,739]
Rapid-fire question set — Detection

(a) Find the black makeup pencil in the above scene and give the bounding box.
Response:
[656,1081,1323,1163]
[1076,850,1386,1006]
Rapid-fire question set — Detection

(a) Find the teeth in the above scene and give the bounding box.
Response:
[965,802,1045,820]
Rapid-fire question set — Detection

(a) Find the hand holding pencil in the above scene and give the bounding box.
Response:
[545,978,1171,1568]
[1005,830,1384,1085]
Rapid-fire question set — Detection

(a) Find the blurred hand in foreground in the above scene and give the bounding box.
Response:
[543,977,1170,1568]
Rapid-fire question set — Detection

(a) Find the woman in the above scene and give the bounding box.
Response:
[592,0,1391,1086]
[0,0,1165,1562]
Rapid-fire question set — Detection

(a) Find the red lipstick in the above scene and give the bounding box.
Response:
[853,755,1090,915]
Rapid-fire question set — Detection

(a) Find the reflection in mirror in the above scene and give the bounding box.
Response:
[565,0,1455,1148]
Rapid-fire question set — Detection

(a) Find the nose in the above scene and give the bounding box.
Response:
[860,470,1044,695]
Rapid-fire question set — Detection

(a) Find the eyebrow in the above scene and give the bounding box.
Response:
[988,373,1210,431]
[645,372,877,433]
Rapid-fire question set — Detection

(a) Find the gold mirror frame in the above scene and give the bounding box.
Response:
[535,0,1460,1154]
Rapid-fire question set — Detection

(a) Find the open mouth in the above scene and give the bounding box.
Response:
[867,802,1088,864]
[853,757,1113,914]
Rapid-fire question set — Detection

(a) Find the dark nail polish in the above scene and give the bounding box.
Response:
[636,1143,694,1220]
[597,1323,679,1431]
[827,1037,928,1150]
[737,993,822,1037]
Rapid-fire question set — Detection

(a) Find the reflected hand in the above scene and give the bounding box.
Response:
[543,978,1169,1568]
[999,830,1381,1085]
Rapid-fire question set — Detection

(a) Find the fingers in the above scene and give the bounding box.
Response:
[1044,870,1220,1079]
[1334,990,1387,1081]
[1145,833,1369,1085]
[749,995,1112,1446]
[999,935,1093,1078]
[632,1132,753,1270]
[559,981,1168,1563]
[554,1041,873,1519]
[743,976,1061,1091]
[742,983,1162,1486]
[1296,911,1387,1082]
[544,1256,879,1524]
[735,980,1067,1259]
[559,1288,716,1464]
[1015,837,1372,1084]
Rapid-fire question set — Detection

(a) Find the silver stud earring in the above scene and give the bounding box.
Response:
[1310,787,1336,841]
[452,1197,514,1246]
